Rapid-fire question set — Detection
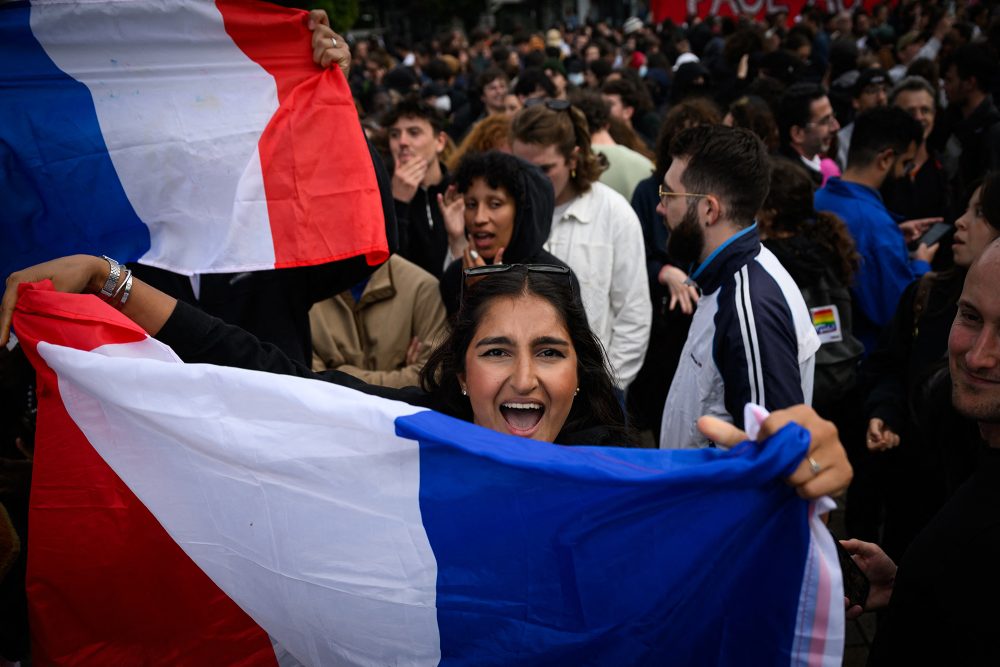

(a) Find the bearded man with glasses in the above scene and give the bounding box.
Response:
[656,126,820,450]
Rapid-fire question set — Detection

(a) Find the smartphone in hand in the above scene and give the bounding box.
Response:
[917,222,953,248]
[833,535,870,609]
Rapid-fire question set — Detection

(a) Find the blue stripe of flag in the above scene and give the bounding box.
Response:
[0,1,150,278]
[398,411,812,666]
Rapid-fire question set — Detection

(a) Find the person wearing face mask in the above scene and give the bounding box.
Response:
[566,59,586,90]
[436,151,577,316]
[859,172,1000,560]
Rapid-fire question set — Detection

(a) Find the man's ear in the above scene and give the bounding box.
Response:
[434,131,448,155]
[876,147,895,172]
[789,124,805,147]
[568,145,580,171]
[623,105,635,121]
[701,194,723,226]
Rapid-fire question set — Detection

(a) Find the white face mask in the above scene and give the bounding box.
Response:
[568,72,585,86]
[434,95,452,113]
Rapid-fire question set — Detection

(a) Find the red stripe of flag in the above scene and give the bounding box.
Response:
[217,0,389,269]
[16,282,277,666]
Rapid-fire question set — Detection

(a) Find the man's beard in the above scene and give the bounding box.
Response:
[666,203,705,268]
[951,373,1000,425]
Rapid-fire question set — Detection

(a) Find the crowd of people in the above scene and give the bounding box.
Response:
[2,0,1000,662]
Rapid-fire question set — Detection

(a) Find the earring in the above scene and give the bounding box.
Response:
[461,387,468,396]
[570,168,576,179]
[574,387,579,396]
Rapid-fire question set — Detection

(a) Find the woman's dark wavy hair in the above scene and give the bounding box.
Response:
[727,95,779,152]
[419,267,632,446]
[762,158,860,286]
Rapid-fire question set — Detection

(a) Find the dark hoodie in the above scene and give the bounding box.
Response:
[439,154,577,315]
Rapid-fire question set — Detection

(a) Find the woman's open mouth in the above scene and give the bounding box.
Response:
[471,232,495,251]
[500,402,545,435]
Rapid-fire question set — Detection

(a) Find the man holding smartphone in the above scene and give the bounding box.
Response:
[841,239,1000,664]
[815,107,941,354]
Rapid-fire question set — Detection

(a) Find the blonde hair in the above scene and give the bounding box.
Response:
[446,114,512,172]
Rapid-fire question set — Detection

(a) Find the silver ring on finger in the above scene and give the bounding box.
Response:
[808,456,821,476]
[330,36,337,48]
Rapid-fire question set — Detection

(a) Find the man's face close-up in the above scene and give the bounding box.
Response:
[389,116,441,167]
[802,95,839,157]
[949,246,1000,425]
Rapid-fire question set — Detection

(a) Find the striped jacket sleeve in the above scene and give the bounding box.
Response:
[713,262,804,429]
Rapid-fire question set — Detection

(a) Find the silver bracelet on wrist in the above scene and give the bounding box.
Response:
[99,255,122,298]
[109,268,133,308]
[116,271,134,309]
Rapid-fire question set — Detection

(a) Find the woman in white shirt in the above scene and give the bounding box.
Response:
[510,100,652,392]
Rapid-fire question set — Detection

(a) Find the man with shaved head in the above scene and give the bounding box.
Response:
[842,239,1000,664]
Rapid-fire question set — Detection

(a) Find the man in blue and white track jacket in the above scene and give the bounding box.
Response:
[656,126,820,449]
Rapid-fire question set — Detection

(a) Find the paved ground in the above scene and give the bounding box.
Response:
[829,504,875,666]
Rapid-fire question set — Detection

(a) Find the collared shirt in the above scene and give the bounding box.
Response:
[660,224,820,449]
[544,181,651,388]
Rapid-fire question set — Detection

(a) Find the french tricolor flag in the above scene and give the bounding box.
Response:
[0,0,388,278]
[14,281,844,666]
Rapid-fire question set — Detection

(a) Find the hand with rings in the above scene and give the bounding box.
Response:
[308,10,350,77]
[697,405,853,500]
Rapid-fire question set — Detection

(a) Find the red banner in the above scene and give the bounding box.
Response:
[652,0,886,25]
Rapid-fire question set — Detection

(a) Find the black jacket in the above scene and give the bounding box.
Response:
[947,96,1000,201]
[438,158,577,315]
[395,164,451,279]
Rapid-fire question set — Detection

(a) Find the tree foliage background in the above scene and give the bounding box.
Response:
[271,0,359,33]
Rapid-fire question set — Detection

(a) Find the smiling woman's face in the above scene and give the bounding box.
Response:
[458,294,578,442]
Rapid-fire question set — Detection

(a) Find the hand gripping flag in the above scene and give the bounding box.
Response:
[0,0,388,278]
[14,282,844,666]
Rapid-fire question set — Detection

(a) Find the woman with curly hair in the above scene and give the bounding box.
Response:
[436,150,577,316]
[758,157,864,420]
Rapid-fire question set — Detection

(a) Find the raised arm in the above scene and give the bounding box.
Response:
[2,255,177,345]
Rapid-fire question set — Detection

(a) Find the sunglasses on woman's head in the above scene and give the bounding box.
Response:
[461,263,573,302]
[523,98,572,112]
